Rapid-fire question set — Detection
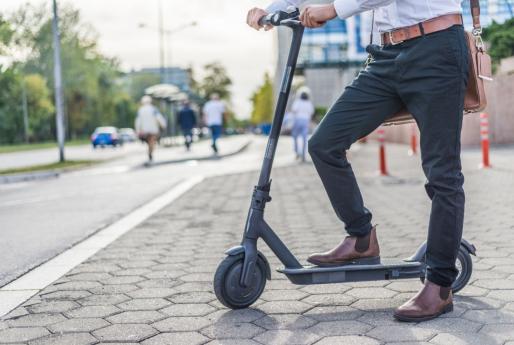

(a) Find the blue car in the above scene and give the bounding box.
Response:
[91,126,121,148]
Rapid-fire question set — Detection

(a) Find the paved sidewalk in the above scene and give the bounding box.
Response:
[1,142,514,344]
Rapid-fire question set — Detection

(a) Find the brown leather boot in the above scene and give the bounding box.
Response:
[307,226,380,266]
[394,280,453,322]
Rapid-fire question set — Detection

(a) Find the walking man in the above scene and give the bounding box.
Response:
[248,0,469,321]
[203,93,225,154]
[135,95,167,162]
[178,100,197,151]
[291,91,314,162]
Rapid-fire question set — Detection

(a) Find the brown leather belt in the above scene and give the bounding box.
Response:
[381,14,463,46]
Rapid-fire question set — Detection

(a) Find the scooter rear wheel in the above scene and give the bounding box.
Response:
[214,253,267,309]
[420,245,473,294]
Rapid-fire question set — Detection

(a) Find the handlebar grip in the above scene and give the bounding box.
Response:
[258,14,273,26]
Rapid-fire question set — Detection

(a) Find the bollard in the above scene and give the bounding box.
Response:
[408,123,418,156]
[378,128,388,176]
[479,113,491,168]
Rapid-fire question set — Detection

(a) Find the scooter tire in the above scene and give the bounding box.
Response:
[420,245,473,294]
[214,253,267,309]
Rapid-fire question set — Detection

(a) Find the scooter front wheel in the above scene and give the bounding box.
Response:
[214,253,267,309]
[420,245,473,294]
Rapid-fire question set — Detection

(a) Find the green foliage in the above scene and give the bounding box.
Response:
[24,73,54,141]
[250,73,274,125]
[0,15,14,53]
[483,18,514,67]
[195,62,232,100]
[313,106,328,123]
[0,67,23,143]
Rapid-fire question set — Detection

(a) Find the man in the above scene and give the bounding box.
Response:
[178,100,197,151]
[247,0,468,322]
[135,95,167,162]
[203,93,225,154]
[291,91,314,162]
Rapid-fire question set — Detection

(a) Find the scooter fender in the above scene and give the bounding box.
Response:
[225,245,272,280]
[405,239,477,263]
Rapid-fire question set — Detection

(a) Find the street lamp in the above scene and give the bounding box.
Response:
[138,20,197,83]
[52,0,66,162]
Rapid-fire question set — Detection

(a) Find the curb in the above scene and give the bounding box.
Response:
[0,171,60,185]
[148,139,252,167]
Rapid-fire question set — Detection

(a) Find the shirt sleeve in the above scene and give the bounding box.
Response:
[333,0,396,19]
[266,0,304,13]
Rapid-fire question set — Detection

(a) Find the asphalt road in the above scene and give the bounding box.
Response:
[0,135,295,287]
[0,142,147,171]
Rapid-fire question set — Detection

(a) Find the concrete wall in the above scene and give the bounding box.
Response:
[377,73,514,147]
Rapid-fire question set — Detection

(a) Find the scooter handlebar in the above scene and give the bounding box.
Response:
[258,8,301,27]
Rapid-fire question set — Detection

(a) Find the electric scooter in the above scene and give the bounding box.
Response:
[214,8,476,309]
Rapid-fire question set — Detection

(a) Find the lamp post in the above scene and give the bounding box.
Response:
[52,0,65,162]
[138,19,197,84]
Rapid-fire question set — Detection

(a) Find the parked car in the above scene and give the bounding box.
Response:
[91,126,121,148]
[119,128,137,143]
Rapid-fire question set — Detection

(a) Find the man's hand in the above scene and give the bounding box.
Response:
[300,4,337,28]
[247,7,270,31]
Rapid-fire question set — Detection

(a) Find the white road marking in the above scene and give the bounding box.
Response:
[0,175,204,318]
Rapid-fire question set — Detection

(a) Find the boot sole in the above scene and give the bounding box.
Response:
[307,256,381,267]
[393,303,453,322]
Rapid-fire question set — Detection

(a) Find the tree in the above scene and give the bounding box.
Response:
[483,18,514,67]
[250,73,274,125]
[24,73,54,141]
[0,67,23,143]
[196,62,232,100]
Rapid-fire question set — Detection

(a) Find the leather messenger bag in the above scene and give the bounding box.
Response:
[381,0,493,126]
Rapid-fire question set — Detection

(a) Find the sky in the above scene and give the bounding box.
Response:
[0,0,276,118]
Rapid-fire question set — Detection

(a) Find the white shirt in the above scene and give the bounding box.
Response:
[291,99,315,121]
[203,100,225,126]
[266,0,463,32]
[135,105,167,135]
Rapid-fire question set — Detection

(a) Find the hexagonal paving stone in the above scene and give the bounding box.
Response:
[119,260,156,269]
[92,324,158,342]
[463,309,514,324]
[141,332,209,345]
[127,288,176,298]
[161,303,216,317]
[307,320,372,337]
[102,276,145,285]
[258,301,313,314]
[473,279,514,290]
[416,317,482,333]
[137,278,182,288]
[153,316,211,332]
[346,287,398,299]
[78,294,129,306]
[107,311,166,324]
[65,305,120,318]
[67,272,113,281]
[88,284,139,294]
[49,281,102,290]
[169,291,215,304]
[48,318,109,333]
[254,330,321,345]
[113,268,151,276]
[117,298,170,311]
[367,325,435,342]
[431,332,504,345]
[204,340,261,345]
[304,306,364,322]
[261,289,308,301]
[487,289,514,302]
[6,313,66,327]
[351,297,409,311]
[314,335,380,345]
[302,294,355,306]
[479,324,514,343]
[300,284,352,294]
[40,290,91,300]
[172,282,212,292]
[201,322,265,339]
[0,327,49,343]
[254,314,317,330]
[28,333,98,345]
[385,281,421,293]
[26,301,79,314]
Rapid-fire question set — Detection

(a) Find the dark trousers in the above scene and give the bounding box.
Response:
[182,127,193,149]
[308,25,469,287]
[210,125,222,152]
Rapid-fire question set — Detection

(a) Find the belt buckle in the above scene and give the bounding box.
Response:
[388,31,404,45]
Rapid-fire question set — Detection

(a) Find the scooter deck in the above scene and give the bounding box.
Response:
[278,258,424,285]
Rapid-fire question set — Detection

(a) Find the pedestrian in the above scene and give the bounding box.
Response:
[135,95,167,162]
[248,0,469,321]
[202,93,225,154]
[291,91,314,162]
[178,100,197,151]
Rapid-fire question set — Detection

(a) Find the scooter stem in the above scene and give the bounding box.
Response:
[257,24,304,188]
